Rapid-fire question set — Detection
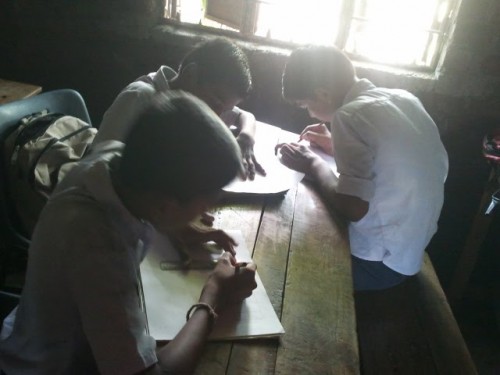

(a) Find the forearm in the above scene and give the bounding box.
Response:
[308,158,368,222]
[156,308,213,374]
[236,110,256,141]
[308,157,340,208]
[155,282,220,374]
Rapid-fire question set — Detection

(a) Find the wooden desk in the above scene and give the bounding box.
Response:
[195,182,359,374]
[0,78,42,104]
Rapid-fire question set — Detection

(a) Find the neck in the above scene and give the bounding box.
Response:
[110,170,151,222]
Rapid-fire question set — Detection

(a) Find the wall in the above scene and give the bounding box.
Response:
[1,0,499,288]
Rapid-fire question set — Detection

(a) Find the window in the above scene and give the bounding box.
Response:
[164,0,461,70]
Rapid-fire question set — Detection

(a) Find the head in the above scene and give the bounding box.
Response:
[175,38,253,115]
[282,46,356,122]
[117,91,242,230]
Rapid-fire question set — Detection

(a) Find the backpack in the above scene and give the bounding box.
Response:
[4,111,97,236]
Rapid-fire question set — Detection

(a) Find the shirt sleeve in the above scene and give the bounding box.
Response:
[94,82,155,147]
[66,206,157,375]
[333,110,376,201]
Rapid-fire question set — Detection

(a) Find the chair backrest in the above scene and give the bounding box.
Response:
[0,89,91,287]
[0,89,91,129]
[0,290,20,323]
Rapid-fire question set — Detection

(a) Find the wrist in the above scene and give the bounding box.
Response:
[237,132,254,147]
[199,279,221,311]
[186,302,218,329]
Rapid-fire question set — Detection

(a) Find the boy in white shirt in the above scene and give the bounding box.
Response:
[277,46,448,290]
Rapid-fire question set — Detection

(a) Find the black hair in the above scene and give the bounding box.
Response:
[179,38,253,98]
[118,91,242,202]
[282,45,356,101]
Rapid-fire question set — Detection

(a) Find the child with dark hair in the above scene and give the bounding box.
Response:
[93,37,265,181]
[0,92,257,375]
[277,46,448,291]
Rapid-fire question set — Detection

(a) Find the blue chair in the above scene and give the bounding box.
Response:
[0,89,91,291]
[0,290,20,323]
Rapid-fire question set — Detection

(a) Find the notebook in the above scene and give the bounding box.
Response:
[139,230,285,341]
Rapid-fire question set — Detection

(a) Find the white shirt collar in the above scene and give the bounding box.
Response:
[151,65,177,92]
[343,78,376,106]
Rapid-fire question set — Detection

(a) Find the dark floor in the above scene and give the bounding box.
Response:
[454,285,500,375]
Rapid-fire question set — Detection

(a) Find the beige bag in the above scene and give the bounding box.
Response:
[4,112,97,236]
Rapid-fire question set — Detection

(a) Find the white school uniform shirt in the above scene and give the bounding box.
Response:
[0,142,157,375]
[332,79,448,275]
[92,65,244,147]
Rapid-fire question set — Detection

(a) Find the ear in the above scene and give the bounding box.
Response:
[313,87,334,104]
[178,62,199,91]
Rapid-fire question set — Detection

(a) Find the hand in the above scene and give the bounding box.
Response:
[199,212,214,227]
[237,133,266,180]
[200,252,257,311]
[299,123,333,156]
[275,142,321,174]
[175,224,237,255]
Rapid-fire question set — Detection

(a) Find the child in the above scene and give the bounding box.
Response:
[0,92,257,374]
[277,46,448,291]
[93,38,265,181]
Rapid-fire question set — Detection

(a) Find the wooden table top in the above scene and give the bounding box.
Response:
[194,181,359,374]
[0,78,42,105]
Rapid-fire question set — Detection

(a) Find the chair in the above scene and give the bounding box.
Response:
[0,89,91,291]
[0,290,20,323]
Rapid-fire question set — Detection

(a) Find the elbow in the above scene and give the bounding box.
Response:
[345,208,368,222]
[333,194,369,222]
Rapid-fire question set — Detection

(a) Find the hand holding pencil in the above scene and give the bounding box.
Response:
[299,122,334,156]
[199,252,257,312]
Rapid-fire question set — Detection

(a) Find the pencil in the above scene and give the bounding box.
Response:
[235,262,248,274]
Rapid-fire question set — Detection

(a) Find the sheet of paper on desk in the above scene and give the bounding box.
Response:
[140,229,285,341]
[223,122,338,194]
[223,122,305,194]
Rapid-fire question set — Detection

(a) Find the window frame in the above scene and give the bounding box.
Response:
[164,0,461,73]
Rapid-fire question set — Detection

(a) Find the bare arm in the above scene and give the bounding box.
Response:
[308,156,368,222]
[137,253,257,375]
[234,109,266,180]
[277,142,368,222]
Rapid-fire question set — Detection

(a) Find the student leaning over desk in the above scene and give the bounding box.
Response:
[92,37,266,182]
[276,46,448,291]
[0,92,257,375]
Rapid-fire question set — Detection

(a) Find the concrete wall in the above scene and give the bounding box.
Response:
[1,0,499,288]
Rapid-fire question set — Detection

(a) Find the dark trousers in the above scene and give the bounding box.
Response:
[351,255,408,291]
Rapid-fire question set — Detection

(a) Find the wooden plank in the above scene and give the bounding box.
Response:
[355,280,437,374]
[413,254,478,375]
[194,195,266,375]
[0,78,42,104]
[226,186,299,374]
[275,182,359,375]
[355,254,477,375]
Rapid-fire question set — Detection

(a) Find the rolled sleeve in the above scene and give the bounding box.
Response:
[93,82,155,146]
[333,111,376,201]
[337,174,375,201]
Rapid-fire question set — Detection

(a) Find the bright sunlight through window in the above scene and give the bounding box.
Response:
[165,0,460,70]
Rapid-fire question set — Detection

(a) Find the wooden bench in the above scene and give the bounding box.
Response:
[355,253,477,375]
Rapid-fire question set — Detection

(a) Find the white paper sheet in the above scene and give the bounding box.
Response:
[140,230,285,341]
[223,122,338,194]
[223,122,304,194]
